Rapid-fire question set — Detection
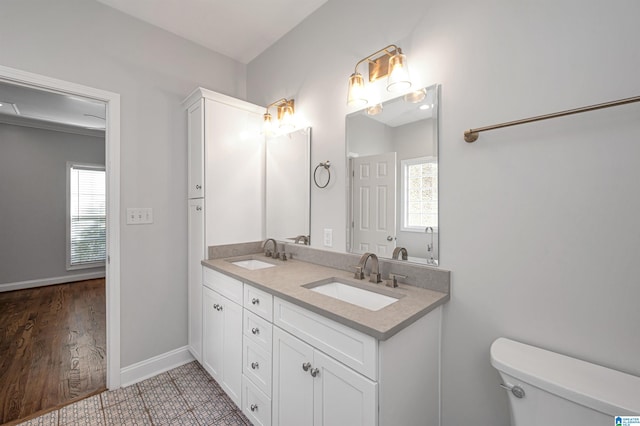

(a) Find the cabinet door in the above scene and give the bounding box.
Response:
[273,328,314,426]
[220,296,243,407]
[187,200,204,361]
[202,286,223,381]
[187,99,204,199]
[313,350,377,426]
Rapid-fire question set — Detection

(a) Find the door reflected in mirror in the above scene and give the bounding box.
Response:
[265,127,311,244]
[346,85,439,265]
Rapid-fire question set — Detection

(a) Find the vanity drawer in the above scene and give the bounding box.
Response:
[203,267,243,305]
[243,338,272,397]
[242,375,271,426]
[273,297,378,380]
[244,310,273,351]
[244,284,273,321]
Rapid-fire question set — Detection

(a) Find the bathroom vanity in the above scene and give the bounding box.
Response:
[200,251,449,426]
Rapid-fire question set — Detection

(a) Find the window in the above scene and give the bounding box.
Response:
[67,163,106,269]
[401,156,438,231]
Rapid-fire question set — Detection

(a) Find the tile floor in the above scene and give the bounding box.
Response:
[16,362,252,426]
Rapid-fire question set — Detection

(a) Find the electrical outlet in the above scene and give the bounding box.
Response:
[323,228,332,247]
[126,208,153,225]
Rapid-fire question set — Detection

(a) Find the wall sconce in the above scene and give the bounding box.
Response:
[264,98,295,134]
[347,44,411,107]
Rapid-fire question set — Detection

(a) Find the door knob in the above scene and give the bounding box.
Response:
[386,235,394,241]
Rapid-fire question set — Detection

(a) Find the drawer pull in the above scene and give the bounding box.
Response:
[251,327,260,335]
[251,298,260,305]
[310,367,319,378]
[302,362,311,372]
[250,404,258,412]
[251,361,259,370]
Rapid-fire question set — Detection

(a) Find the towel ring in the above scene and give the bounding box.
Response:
[313,161,331,188]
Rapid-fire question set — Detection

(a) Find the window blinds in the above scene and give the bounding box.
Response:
[69,165,106,266]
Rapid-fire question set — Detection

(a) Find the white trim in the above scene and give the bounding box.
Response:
[0,64,122,390]
[0,271,106,292]
[182,86,264,114]
[120,346,195,387]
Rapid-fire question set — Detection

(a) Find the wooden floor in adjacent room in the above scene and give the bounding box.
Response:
[0,278,106,425]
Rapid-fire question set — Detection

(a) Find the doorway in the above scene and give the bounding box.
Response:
[0,65,121,411]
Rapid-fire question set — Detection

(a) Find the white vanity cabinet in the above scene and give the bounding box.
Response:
[200,266,443,426]
[202,269,243,406]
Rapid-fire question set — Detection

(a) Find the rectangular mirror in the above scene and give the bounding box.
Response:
[265,127,311,243]
[346,84,439,265]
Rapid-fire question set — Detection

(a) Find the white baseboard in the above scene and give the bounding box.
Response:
[119,346,195,388]
[0,271,106,292]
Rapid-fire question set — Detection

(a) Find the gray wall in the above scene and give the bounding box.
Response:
[0,0,246,368]
[0,123,105,285]
[247,0,640,425]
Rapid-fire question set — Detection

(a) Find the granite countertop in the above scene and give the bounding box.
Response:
[201,254,449,341]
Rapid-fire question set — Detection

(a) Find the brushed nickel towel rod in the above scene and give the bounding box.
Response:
[464,95,640,143]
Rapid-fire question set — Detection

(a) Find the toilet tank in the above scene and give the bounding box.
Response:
[490,338,640,426]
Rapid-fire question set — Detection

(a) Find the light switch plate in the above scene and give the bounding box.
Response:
[126,208,153,225]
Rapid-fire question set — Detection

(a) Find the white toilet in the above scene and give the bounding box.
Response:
[490,337,640,425]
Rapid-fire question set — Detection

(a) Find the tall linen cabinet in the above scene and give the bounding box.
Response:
[183,88,265,364]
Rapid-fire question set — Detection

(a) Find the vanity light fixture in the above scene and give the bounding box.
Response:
[263,98,295,134]
[347,44,412,107]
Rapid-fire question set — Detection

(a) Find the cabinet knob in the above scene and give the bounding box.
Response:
[218,305,223,311]
[195,206,202,211]
[251,362,259,370]
[251,327,260,335]
[251,298,260,305]
[250,404,258,412]
[302,362,311,372]
[310,368,320,378]
[213,304,219,309]
[195,184,202,190]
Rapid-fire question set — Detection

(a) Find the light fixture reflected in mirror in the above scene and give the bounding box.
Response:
[347,44,412,107]
[263,98,295,135]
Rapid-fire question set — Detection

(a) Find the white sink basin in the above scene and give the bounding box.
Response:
[231,259,276,270]
[307,280,399,311]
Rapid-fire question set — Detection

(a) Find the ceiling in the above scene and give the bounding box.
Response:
[0,81,106,132]
[95,0,329,64]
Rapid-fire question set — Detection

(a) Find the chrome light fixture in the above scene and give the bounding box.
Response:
[347,44,412,107]
[263,98,295,134]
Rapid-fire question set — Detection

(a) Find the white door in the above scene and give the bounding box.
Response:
[313,350,377,426]
[351,152,397,257]
[202,286,223,381]
[220,297,243,406]
[273,328,314,426]
[187,99,204,199]
[187,200,204,362]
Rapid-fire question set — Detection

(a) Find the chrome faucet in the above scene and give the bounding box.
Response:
[356,252,382,284]
[262,238,278,258]
[293,235,309,245]
[392,247,408,261]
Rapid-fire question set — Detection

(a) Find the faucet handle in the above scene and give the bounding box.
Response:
[352,265,364,280]
[369,272,382,284]
[387,273,407,288]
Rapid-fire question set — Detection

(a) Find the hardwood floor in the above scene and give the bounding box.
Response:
[0,279,106,424]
